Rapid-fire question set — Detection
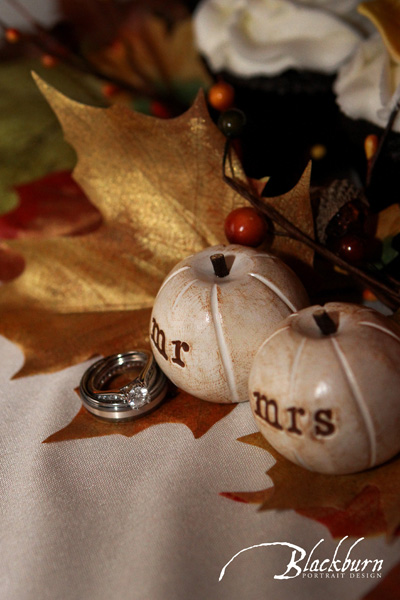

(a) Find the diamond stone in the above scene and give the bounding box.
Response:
[122,382,150,409]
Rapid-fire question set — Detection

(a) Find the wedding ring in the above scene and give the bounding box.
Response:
[79,350,168,421]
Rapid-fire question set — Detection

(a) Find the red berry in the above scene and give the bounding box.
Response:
[336,234,365,263]
[208,81,235,112]
[150,101,172,119]
[102,83,120,98]
[225,207,268,247]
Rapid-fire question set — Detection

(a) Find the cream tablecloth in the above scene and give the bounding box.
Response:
[1,333,400,600]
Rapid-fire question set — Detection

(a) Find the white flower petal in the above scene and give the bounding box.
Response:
[194,0,362,77]
[335,35,400,132]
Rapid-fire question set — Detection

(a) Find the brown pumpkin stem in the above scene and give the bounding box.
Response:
[210,253,230,277]
[313,310,338,336]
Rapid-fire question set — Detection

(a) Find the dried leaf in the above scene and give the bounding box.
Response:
[359,0,400,63]
[297,486,388,538]
[376,203,400,240]
[0,80,244,377]
[43,388,236,443]
[0,171,101,239]
[375,203,400,266]
[222,432,400,538]
[265,161,314,270]
[250,163,314,280]
[58,0,189,51]
[1,308,152,379]
[90,16,211,102]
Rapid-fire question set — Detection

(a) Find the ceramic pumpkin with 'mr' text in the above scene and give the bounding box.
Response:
[150,244,308,403]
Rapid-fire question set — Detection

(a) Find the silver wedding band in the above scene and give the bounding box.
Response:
[79,350,168,421]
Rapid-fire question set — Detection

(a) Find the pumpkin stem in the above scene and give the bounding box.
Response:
[210,253,230,278]
[313,310,338,336]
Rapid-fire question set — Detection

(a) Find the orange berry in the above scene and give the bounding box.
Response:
[208,81,235,111]
[5,28,21,43]
[225,207,268,247]
[364,134,379,161]
[363,289,377,302]
[310,143,327,160]
[41,54,58,68]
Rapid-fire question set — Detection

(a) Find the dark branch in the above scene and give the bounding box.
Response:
[222,140,400,311]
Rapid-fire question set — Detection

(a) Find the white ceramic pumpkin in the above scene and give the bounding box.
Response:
[249,302,400,474]
[150,244,308,403]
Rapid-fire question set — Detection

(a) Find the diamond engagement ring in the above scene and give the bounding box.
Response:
[79,350,168,421]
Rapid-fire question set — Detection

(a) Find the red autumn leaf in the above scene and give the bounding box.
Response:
[0,171,101,239]
[222,432,400,539]
[297,486,389,539]
[0,243,25,282]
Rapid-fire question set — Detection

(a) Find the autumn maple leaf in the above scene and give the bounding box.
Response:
[43,388,236,443]
[0,74,314,380]
[0,171,101,241]
[0,78,245,378]
[222,432,400,539]
[88,15,212,103]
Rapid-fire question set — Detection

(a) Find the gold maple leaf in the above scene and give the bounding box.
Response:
[257,162,314,273]
[0,78,244,378]
[222,433,400,538]
[0,76,315,380]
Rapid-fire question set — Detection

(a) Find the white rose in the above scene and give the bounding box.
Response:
[193,0,362,77]
[334,34,400,133]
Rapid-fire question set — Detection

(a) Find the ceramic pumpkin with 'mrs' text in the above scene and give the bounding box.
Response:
[249,302,400,474]
[149,244,308,403]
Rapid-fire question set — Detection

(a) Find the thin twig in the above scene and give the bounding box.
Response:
[223,141,400,310]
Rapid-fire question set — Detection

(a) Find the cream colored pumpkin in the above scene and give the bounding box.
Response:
[150,244,308,403]
[249,302,400,474]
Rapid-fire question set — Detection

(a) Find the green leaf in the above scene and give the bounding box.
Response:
[381,236,399,266]
[0,59,105,214]
[172,79,208,105]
